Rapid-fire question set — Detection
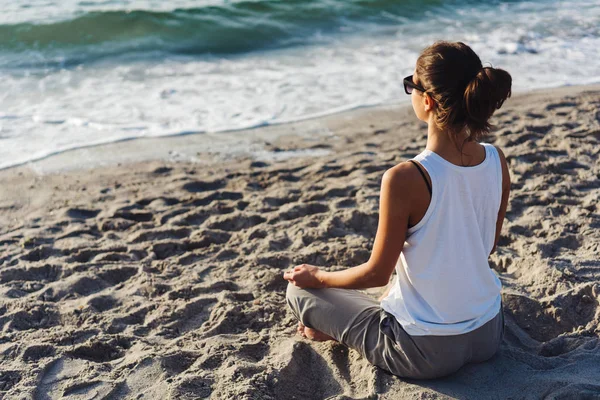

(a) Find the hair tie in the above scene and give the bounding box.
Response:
[468,67,486,85]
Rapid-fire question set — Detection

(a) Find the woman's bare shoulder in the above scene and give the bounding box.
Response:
[382,161,424,194]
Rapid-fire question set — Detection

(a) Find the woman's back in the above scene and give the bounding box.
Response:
[381,143,503,336]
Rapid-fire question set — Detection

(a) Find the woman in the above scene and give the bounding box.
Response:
[283,41,512,379]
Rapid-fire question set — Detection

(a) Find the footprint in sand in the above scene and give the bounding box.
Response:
[278,203,329,221]
[22,344,55,362]
[206,214,267,231]
[87,295,120,312]
[182,179,226,193]
[68,339,129,362]
[65,208,100,220]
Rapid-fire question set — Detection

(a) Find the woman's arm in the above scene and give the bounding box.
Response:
[314,163,412,289]
[490,146,511,255]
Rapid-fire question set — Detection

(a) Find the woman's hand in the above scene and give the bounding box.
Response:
[283,264,325,289]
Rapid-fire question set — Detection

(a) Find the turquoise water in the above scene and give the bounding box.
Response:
[0,0,599,169]
[1,0,439,68]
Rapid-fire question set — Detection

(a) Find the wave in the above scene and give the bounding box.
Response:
[0,0,454,68]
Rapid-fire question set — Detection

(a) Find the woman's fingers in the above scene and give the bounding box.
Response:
[284,265,306,280]
[283,269,299,282]
[283,271,294,282]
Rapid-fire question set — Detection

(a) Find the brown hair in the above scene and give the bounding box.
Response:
[415,41,512,145]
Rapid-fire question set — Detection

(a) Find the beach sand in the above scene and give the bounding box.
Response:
[0,85,599,399]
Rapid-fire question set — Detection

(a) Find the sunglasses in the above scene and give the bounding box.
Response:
[403,75,427,95]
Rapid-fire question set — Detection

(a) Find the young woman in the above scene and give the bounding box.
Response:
[283,41,512,379]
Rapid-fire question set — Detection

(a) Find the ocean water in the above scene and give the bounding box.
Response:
[0,0,599,169]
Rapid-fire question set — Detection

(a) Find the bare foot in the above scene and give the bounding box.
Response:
[296,322,336,342]
[297,321,307,338]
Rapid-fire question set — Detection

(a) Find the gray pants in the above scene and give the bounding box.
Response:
[286,283,504,379]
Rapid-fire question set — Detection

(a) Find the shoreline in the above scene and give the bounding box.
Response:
[2,83,598,175]
[0,100,411,174]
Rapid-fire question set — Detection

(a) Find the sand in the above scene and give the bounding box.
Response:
[0,84,599,399]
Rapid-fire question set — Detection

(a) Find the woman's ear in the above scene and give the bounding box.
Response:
[423,93,435,112]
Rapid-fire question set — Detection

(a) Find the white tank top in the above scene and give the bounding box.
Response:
[381,143,503,336]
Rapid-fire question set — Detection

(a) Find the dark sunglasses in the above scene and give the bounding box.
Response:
[403,75,427,95]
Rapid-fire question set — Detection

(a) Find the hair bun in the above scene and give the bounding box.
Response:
[463,67,512,133]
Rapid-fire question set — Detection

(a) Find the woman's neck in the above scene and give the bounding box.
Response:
[424,119,481,166]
